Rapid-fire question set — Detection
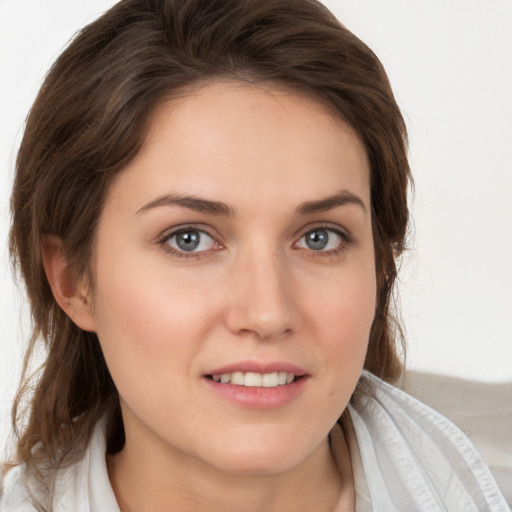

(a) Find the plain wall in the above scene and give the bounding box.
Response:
[1,0,511,454]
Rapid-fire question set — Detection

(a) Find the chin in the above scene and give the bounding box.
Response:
[211,450,303,476]
[200,427,320,476]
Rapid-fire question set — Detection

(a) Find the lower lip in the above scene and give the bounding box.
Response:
[203,376,308,409]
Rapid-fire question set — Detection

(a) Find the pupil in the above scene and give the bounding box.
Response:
[177,231,200,251]
[306,230,328,250]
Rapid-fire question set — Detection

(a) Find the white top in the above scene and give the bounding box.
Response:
[1,371,509,511]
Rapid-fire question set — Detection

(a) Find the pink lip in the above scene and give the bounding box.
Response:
[205,360,308,377]
[203,377,308,409]
[203,360,309,410]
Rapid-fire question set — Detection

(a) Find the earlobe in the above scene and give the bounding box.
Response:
[41,235,97,332]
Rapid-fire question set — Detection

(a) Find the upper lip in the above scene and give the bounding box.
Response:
[205,360,308,376]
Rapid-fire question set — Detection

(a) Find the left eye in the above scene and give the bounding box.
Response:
[296,228,343,251]
[165,229,217,253]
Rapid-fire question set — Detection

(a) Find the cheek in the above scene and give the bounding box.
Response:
[301,260,376,383]
[320,292,374,372]
[92,255,213,348]
[90,273,203,420]
[89,253,230,406]
[307,260,376,338]
[290,267,376,430]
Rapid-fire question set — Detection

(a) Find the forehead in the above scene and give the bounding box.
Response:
[106,80,370,213]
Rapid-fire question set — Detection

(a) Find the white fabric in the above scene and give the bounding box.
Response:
[1,371,509,511]
[341,371,510,511]
[401,370,512,505]
[0,419,120,512]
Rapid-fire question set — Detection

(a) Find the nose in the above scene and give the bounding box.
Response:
[224,248,300,340]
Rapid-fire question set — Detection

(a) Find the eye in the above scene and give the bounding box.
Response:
[296,228,345,252]
[164,228,217,254]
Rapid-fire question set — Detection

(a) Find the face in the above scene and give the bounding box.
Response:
[88,81,376,475]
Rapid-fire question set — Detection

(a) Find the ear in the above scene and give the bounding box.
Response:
[41,235,97,332]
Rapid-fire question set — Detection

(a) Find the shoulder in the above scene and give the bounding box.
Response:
[0,460,88,512]
[0,465,39,512]
[346,371,509,512]
[0,419,119,512]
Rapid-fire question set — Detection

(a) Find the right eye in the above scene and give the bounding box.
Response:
[163,228,219,255]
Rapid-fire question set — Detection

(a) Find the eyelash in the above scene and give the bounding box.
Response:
[157,224,352,259]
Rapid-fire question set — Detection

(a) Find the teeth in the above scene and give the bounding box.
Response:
[278,371,288,385]
[262,372,278,387]
[245,372,262,387]
[211,371,297,387]
[231,372,245,385]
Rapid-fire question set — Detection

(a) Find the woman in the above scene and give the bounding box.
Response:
[1,0,508,510]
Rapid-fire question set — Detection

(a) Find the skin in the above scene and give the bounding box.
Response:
[53,81,376,511]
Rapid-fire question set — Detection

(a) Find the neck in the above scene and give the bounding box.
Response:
[107,426,353,512]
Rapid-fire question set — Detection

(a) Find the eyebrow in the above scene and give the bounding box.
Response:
[136,194,234,216]
[296,190,367,215]
[136,189,366,217]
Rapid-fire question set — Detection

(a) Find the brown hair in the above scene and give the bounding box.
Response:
[8,0,411,486]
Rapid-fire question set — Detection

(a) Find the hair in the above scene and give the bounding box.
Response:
[7,0,411,492]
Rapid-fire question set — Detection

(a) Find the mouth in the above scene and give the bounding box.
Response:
[203,364,308,408]
[206,371,303,388]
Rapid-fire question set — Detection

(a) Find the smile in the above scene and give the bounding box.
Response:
[209,371,296,387]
